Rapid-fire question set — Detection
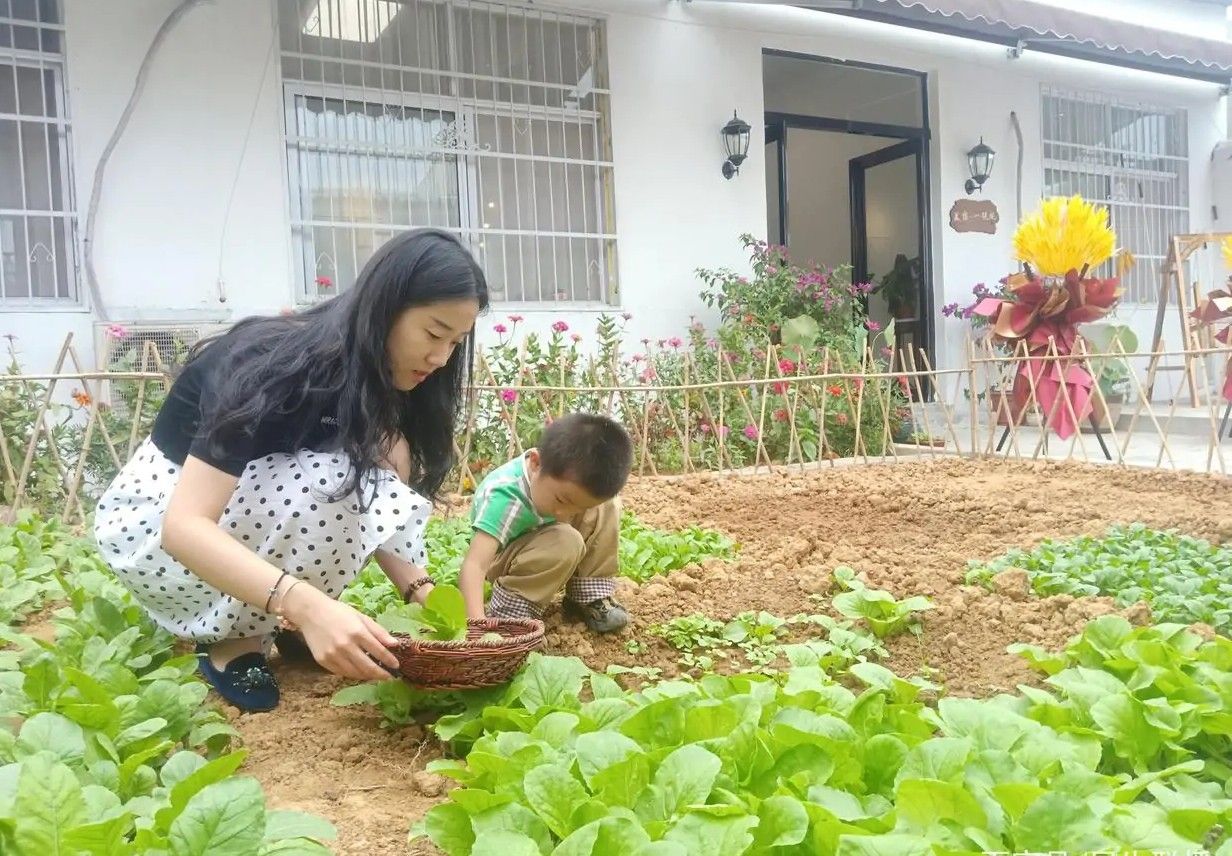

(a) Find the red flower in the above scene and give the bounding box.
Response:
[827,385,843,397]
[772,408,789,422]
[315,275,333,288]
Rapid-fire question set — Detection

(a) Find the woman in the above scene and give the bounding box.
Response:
[95,229,488,712]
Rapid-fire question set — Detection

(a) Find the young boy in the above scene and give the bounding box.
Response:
[459,413,633,633]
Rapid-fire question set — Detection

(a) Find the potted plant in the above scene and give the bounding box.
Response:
[942,281,1023,425]
[1079,323,1136,431]
[875,254,920,320]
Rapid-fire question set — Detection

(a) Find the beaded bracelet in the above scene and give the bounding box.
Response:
[401,576,434,603]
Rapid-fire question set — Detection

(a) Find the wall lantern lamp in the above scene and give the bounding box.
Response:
[964,137,995,194]
[721,111,752,179]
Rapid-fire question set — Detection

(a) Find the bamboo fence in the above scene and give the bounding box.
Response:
[2,332,1229,525]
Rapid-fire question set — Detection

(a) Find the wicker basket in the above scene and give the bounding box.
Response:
[387,617,545,690]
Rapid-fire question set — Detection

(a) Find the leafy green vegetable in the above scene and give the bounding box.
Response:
[0,513,337,855]
[830,567,932,639]
[966,524,1232,634]
[409,618,1232,855]
[377,584,469,641]
[618,513,736,582]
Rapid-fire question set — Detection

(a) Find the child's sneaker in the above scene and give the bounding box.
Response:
[564,596,629,633]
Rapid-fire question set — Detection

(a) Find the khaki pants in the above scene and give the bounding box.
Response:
[486,497,620,609]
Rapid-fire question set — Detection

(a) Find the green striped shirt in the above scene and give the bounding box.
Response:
[470,453,553,547]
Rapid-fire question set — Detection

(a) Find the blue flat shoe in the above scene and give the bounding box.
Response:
[195,645,280,712]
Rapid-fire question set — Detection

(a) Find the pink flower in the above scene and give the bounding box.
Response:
[552,320,569,333]
[103,323,129,339]
[621,312,633,321]
[743,424,759,440]
[315,275,333,288]
[700,423,711,434]
[706,339,718,350]
[881,346,894,359]
[718,426,730,439]
[766,266,778,275]
[571,333,582,343]
[631,354,644,363]
[866,320,882,333]
[778,358,796,374]
[640,366,657,382]
[508,314,524,323]
[836,413,849,426]
[668,336,683,349]
[500,388,518,403]
[493,323,508,334]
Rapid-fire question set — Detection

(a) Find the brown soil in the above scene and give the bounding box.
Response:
[227,458,1232,856]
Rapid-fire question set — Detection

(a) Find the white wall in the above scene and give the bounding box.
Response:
[589,0,1226,374]
[1,0,1225,379]
[2,0,291,372]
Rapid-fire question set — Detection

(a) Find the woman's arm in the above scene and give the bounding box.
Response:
[374,550,435,604]
[161,456,400,681]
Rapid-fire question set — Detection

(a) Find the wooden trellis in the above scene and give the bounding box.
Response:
[2,333,1229,526]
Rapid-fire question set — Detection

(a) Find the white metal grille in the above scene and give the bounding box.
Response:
[1041,87,1189,305]
[0,0,77,305]
[277,0,617,304]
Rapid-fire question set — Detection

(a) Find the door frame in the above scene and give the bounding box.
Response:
[762,50,935,365]
[848,138,924,290]
[849,138,931,386]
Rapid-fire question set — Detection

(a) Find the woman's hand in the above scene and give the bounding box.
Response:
[283,584,400,681]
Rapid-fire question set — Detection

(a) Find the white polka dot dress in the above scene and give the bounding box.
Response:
[93,438,430,644]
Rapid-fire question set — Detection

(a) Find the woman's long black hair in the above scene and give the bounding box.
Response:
[193,228,489,504]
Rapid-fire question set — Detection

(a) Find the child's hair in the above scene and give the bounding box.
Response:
[537,413,633,499]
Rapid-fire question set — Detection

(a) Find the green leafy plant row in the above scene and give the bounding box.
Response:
[341,513,736,618]
[0,511,338,855]
[407,618,1232,855]
[965,524,1232,635]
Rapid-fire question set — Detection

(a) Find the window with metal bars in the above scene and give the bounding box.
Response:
[1041,86,1189,305]
[0,0,77,306]
[277,0,618,305]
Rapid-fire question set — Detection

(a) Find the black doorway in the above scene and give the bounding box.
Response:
[763,50,934,374]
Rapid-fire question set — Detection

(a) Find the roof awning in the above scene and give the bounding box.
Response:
[810,0,1232,84]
